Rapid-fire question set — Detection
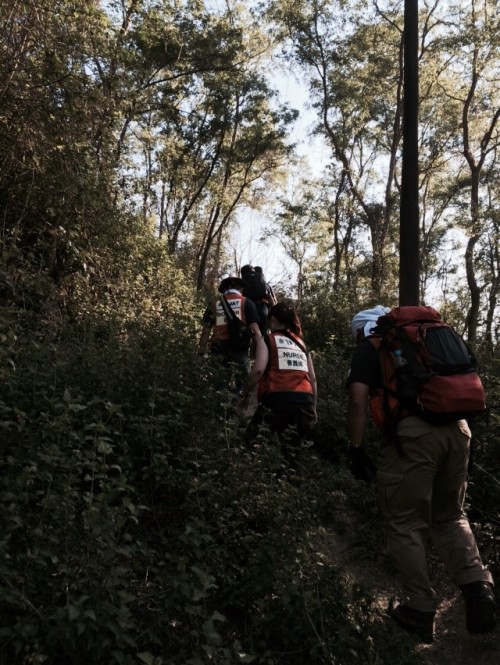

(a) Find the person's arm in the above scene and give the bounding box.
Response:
[239,335,268,400]
[307,353,317,412]
[244,297,262,346]
[346,380,377,481]
[347,381,370,446]
[249,321,262,344]
[198,325,211,354]
[198,307,214,354]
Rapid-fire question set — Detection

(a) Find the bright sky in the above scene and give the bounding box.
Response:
[100,0,328,292]
[229,69,329,292]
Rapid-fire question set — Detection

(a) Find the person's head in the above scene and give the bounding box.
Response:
[268,302,303,336]
[218,276,246,293]
[241,264,254,276]
[351,305,391,342]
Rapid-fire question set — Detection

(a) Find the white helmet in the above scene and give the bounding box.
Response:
[351,305,391,339]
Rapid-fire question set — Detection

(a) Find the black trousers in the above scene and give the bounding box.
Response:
[209,341,250,394]
[246,401,316,465]
[255,302,269,334]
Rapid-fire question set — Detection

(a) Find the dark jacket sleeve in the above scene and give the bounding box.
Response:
[201,306,215,327]
[244,298,260,326]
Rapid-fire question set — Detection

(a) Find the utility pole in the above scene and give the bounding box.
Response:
[399,0,420,305]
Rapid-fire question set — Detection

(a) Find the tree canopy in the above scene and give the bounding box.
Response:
[1,0,498,340]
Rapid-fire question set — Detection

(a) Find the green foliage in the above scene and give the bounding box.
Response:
[0,0,121,312]
[299,285,359,352]
[8,259,497,665]
[461,347,500,585]
[1,1,499,663]
[0,289,429,664]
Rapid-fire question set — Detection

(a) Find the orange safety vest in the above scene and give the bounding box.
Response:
[212,293,247,343]
[258,330,313,399]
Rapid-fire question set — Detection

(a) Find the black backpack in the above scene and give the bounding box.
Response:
[241,266,267,302]
[219,297,253,352]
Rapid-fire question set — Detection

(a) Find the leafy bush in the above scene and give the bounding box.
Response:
[0,302,421,665]
[3,285,497,665]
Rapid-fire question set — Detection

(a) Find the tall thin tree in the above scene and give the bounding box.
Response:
[399,0,420,305]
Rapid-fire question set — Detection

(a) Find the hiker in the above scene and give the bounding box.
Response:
[346,305,496,644]
[238,302,317,478]
[240,264,277,334]
[198,276,262,393]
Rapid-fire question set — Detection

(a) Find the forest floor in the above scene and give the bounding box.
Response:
[319,506,500,665]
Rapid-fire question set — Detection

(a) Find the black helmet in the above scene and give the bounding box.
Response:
[218,276,246,293]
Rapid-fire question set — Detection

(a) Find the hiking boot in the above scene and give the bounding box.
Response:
[460,581,497,634]
[389,603,435,644]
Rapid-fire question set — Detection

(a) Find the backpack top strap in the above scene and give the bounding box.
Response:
[279,329,307,355]
[375,306,442,332]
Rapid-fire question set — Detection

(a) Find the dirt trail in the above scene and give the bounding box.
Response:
[419,593,500,665]
[320,510,500,665]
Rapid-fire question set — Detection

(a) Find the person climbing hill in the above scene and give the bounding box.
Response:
[345,305,496,645]
[238,302,317,478]
[240,264,277,334]
[198,276,262,395]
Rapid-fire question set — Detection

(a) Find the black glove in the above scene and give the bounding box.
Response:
[346,444,376,482]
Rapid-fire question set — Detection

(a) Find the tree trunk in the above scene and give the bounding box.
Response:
[464,232,481,345]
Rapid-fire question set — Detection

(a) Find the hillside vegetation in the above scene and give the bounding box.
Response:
[1,280,499,664]
[1,1,499,661]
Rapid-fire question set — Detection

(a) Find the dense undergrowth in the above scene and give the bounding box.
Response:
[0,296,499,665]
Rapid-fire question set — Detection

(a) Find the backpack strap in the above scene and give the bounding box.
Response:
[219,295,238,322]
[281,330,308,355]
[370,336,405,456]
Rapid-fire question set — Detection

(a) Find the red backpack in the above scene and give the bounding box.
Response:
[369,306,486,433]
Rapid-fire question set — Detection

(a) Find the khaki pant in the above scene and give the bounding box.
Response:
[377,416,493,612]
